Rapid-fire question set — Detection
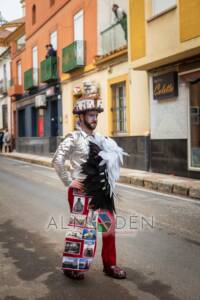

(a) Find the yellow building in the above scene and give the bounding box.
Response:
[61,0,144,169]
[129,0,200,178]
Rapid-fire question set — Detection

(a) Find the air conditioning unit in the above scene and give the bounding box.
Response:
[35,94,47,108]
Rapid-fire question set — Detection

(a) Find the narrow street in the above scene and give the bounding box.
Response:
[0,156,200,300]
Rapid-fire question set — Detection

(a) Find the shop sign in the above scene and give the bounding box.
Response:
[35,94,47,108]
[153,72,178,100]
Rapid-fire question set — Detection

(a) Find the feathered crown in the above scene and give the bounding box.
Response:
[72,81,104,115]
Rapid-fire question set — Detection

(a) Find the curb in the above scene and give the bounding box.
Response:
[119,174,200,200]
[1,153,200,201]
[2,154,53,168]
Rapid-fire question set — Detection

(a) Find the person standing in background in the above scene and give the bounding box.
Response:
[3,129,11,153]
[0,129,4,153]
[112,3,128,41]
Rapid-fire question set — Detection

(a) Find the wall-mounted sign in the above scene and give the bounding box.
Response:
[153,72,178,100]
[46,86,55,97]
[35,94,47,108]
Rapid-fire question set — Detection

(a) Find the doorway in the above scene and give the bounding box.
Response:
[189,79,200,169]
[50,100,58,137]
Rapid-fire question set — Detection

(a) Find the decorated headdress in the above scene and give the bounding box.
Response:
[72,81,104,115]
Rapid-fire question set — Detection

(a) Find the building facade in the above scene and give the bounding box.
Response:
[0,18,25,149]
[61,0,147,169]
[0,47,11,134]
[129,0,200,178]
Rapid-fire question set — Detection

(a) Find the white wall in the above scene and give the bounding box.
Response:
[0,50,11,82]
[150,76,188,140]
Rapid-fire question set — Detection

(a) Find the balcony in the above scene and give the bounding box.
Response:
[24,68,38,90]
[100,19,127,56]
[7,79,23,97]
[41,56,58,83]
[62,40,85,73]
[0,79,8,96]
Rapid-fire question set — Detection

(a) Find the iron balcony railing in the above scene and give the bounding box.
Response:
[24,68,38,90]
[41,56,58,83]
[62,40,85,73]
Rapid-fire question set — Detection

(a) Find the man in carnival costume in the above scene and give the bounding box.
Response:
[52,81,127,280]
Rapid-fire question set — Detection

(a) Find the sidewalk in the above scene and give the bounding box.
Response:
[1,152,200,200]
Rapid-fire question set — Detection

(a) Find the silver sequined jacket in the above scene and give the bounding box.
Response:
[52,129,94,186]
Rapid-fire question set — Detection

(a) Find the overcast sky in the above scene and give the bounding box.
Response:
[0,0,22,22]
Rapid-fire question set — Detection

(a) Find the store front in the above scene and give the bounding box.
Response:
[181,71,200,172]
[150,65,200,179]
[16,84,62,155]
[189,80,200,170]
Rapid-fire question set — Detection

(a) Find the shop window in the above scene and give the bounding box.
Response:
[152,0,176,15]
[190,80,200,169]
[111,82,127,135]
[32,4,36,25]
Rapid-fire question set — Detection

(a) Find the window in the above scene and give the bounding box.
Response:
[16,35,25,50]
[49,0,55,6]
[111,82,127,134]
[32,46,38,85]
[32,4,36,25]
[3,64,7,90]
[50,31,57,50]
[74,10,84,41]
[17,61,22,85]
[152,0,176,15]
[2,105,8,129]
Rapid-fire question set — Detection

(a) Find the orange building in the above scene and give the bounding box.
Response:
[10,0,98,154]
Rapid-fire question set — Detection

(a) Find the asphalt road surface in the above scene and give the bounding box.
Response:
[0,156,200,300]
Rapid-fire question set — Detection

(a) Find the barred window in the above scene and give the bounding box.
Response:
[111,82,127,134]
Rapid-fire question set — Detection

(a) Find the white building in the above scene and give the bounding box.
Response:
[0,47,11,132]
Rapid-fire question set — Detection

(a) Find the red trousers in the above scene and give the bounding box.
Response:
[101,210,116,267]
[67,188,116,268]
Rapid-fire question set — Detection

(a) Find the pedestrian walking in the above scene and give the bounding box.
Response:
[52,81,127,280]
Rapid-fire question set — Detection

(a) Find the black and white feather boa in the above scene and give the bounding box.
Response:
[81,134,128,212]
[89,134,128,196]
